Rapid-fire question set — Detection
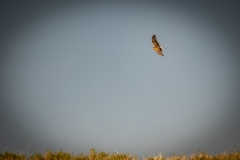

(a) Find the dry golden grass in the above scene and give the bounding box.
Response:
[1,148,240,160]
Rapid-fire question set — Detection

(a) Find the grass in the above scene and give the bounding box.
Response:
[1,148,240,160]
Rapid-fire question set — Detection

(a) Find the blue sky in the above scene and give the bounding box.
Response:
[1,1,240,158]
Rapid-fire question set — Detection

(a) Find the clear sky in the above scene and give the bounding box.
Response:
[1,1,240,158]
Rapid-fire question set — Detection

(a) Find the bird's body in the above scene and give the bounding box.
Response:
[152,35,167,56]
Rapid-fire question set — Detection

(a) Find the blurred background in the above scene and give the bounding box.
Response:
[1,1,240,158]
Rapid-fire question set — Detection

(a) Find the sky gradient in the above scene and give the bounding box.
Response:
[1,1,240,158]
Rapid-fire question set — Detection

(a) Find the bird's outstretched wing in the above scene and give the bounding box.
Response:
[152,35,164,56]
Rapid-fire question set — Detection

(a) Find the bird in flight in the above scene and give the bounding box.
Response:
[152,35,167,56]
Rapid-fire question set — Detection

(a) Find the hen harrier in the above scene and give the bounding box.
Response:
[152,35,167,56]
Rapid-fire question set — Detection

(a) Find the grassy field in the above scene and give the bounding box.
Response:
[1,148,240,160]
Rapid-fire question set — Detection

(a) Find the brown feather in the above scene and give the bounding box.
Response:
[152,35,164,56]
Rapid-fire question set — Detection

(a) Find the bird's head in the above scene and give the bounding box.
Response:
[161,46,167,49]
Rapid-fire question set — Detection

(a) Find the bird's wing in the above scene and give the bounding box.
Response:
[152,35,160,47]
[152,35,164,56]
[156,50,164,56]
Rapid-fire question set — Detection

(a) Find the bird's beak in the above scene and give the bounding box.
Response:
[162,47,167,49]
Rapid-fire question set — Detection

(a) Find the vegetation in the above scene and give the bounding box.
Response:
[1,148,240,160]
